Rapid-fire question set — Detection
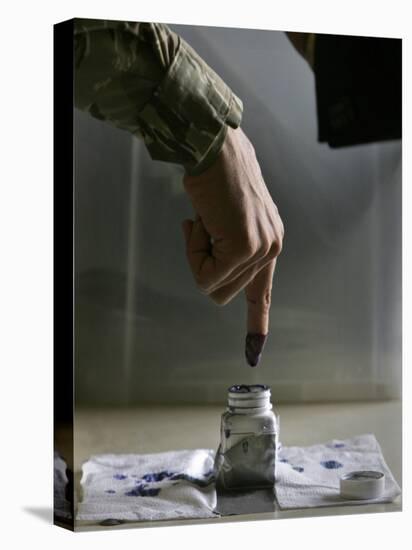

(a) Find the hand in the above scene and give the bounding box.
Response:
[182,127,284,366]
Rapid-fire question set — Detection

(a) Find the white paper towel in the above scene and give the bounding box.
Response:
[275,433,401,509]
[76,434,401,522]
[76,448,217,522]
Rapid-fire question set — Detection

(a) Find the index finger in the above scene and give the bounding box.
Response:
[244,259,276,366]
[245,259,276,334]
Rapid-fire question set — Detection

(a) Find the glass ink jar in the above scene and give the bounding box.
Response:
[214,384,279,490]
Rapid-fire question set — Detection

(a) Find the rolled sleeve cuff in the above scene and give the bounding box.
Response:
[136,36,243,173]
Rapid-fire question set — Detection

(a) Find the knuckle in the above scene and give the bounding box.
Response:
[233,235,256,261]
[258,236,276,260]
[260,290,272,313]
[243,239,257,257]
[193,273,210,293]
[269,238,282,258]
[198,284,211,295]
[210,293,230,306]
[248,290,271,314]
[261,238,273,258]
[265,226,283,258]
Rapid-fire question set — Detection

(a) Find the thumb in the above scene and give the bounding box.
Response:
[182,217,212,286]
[244,259,277,367]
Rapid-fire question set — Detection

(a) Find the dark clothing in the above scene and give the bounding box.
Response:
[314,35,402,147]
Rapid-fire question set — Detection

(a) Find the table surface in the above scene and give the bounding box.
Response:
[73,400,402,530]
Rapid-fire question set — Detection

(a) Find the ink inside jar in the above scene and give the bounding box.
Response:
[214,384,279,491]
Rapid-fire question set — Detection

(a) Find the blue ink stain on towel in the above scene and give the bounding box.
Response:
[334,443,345,448]
[169,471,215,487]
[320,460,343,469]
[113,474,127,480]
[142,470,174,482]
[105,489,116,494]
[125,483,161,497]
[123,469,215,495]
[292,466,304,473]
[279,458,289,463]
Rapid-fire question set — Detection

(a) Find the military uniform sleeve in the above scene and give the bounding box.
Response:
[74,19,243,174]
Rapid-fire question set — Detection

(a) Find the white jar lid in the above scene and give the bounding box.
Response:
[340,470,385,500]
[227,384,271,409]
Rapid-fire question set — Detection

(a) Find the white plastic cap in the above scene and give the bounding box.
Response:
[227,384,272,409]
[340,470,385,500]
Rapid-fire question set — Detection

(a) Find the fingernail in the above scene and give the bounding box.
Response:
[245,333,267,367]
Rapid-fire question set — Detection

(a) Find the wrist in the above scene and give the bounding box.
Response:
[184,123,228,176]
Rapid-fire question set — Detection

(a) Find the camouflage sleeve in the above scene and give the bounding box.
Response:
[74,19,243,174]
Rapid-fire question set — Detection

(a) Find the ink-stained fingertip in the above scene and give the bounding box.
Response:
[245,333,267,367]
